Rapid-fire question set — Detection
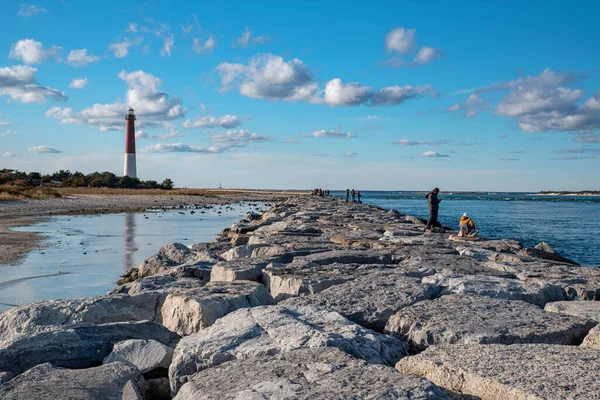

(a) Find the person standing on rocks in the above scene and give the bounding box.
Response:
[351,189,356,202]
[345,189,350,202]
[357,191,361,203]
[425,188,441,231]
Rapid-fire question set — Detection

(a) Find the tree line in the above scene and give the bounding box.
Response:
[0,169,174,190]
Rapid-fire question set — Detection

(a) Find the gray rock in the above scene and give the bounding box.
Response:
[229,234,249,246]
[581,324,600,350]
[138,243,218,278]
[385,294,595,352]
[219,244,266,261]
[0,321,179,376]
[0,292,162,345]
[104,339,174,374]
[160,281,275,336]
[174,348,450,400]
[422,273,565,307]
[0,362,148,400]
[283,272,440,331]
[545,300,600,322]
[296,249,394,265]
[520,246,579,265]
[169,305,407,394]
[396,344,600,400]
[209,257,277,282]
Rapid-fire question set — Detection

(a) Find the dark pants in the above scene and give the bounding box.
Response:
[426,208,438,229]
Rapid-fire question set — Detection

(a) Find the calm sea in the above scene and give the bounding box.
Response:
[334,191,600,267]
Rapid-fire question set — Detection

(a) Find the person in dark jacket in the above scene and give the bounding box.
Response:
[425,187,441,231]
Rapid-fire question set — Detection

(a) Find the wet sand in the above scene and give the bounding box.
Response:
[0,190,302,265]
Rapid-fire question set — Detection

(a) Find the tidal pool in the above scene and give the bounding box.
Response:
[0,202,267,312]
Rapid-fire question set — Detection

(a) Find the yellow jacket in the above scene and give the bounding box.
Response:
[459,216,475,228]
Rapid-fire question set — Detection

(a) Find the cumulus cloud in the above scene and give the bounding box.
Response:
[142,143,224,154]
[0,65,67,103]
[109,37,143,58]
[183,115,246,129]
[421,151,449,158]
[216,54,318,102]
[447,93,486,118]
[28,145,62,153]
[17,4,47,17]
[209,129,274,148]
[65,49,100,67]
[393,139,453,146]
[0,129,16,136]
[135,126,183,140]
[9,39,61,64]
[69,77,88,89]
[192,36,216,55]
[1,152,16,158]
[413,46,441,65]
[45,69,185,131]
[320,79,371,107]
[234,27,269,48]
[312,128,356,138]
[371,84,435,106]
[385,27,415,54]
[160,34,174,57]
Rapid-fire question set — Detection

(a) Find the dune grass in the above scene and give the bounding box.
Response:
[0,186,63,201]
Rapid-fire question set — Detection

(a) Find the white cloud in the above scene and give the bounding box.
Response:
[209,129,274,148]
[0,65,67,103]
[109,37,143,58]
[17,4,47,17]
[312,128,356,139]
[573,133,600,144]
[371,84,435,106]
[421,151,449,158]
[127,22,139,33]
[65,49,100,67]
[28,145,62,153]
[385,27,415,54]
[183,115,246,129]
[142,143,224,154]
[135,126,183,140]
[192,36,216,55]
[0,129,16,136]
[343,152,358,157]
[216,54,318,102]
[234,27,269,48]
[9,39,61,64]
[69,77,88,89]
[0,118,9,126]
[161,34,174,57]
[447,93,486,118]
[393,139,453,146]
[413,46,441,65]
[45,69,185,131]
[1,152,16,158]
[320,78,372,107]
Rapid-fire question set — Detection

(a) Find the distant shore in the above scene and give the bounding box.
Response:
[536,191,600,196]
[0,188,306,266]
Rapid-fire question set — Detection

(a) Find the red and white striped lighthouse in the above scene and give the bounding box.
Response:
[124,107,137,178]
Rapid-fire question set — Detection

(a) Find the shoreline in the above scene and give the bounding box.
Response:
[0,190,302,266]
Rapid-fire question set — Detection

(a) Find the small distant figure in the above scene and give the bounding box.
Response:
[425,187,441,231]
[458,212,477,237]
[345,188,350,203]
[357,191,361,203]
[351,188,356,202]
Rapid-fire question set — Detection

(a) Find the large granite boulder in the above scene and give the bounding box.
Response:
[169,305,407,394]
[0,321,179,376]
[282,272,441,331]
[545,300,600,322]
[385,294,595,352]
[209,257,281,282]
[396,344,600,400]
[581,324,600,350]
[159,281,275,336]
[295,249,395,265]
[0,362,148,400]
[104,339,174,374]
[0,292,162,345]
[138,243,218,278]
[174,348,451,400]
[422,273,565,307]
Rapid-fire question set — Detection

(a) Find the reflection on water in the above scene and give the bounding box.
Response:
[124,213,137,271]
[0,202,267,312]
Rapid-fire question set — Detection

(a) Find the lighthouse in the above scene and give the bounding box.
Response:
[124,107,137,178]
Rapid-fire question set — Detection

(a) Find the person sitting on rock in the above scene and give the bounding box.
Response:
[458,212,477,237]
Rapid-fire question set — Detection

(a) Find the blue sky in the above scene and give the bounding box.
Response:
[1,0,599,191]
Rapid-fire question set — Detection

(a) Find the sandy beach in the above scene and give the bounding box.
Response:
[0,189,304,266]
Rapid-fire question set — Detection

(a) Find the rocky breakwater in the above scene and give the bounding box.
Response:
[0,196,599,399]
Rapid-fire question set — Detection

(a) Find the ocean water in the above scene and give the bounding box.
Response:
[0,202,269,312]
[335,191,600,267]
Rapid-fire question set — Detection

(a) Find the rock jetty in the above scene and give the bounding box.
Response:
[0,196,598,399]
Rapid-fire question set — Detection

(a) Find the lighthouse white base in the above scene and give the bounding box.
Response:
[123,153,137,178]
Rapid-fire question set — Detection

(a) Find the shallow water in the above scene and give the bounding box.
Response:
[0,202,268,312]
[335,191,600,267]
